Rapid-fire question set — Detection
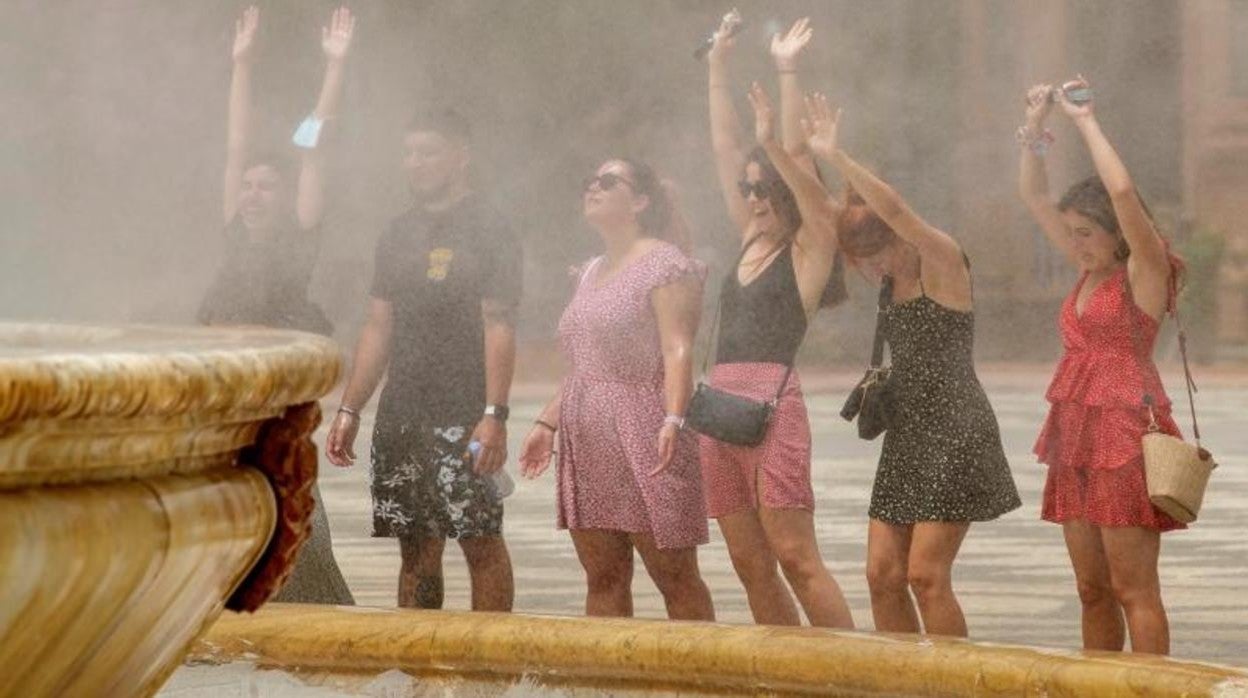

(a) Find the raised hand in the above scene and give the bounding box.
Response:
[746,81,777,145]
[321,6,356,63]
[232,6,259,64]
[1024,83,1055,129]
[518,425,556,479]
[801,92,842,161]
[771,17,812,71]
[707,7,743,64]
[1057,74,1094,120]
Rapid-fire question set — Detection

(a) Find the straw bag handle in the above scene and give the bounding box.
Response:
[1123,272,1203,449]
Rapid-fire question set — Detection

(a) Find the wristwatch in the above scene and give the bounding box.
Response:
[484,404,510,422]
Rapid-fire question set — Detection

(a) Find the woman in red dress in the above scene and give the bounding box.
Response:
[1018,77,1185,655]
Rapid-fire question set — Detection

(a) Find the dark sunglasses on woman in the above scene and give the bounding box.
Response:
[582,172,635,193]
[737,179,775,201]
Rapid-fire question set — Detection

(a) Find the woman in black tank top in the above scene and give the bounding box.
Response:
[703,17,853,629]
[806,94,1018,639]
[715,244,807,366]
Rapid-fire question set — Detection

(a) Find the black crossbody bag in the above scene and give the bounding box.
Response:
[684,238,801,447]
[840,276,895,440]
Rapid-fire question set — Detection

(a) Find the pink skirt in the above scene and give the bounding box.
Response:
[697,363,813,518]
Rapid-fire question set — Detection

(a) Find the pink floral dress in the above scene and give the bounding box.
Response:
[556,242,708,549]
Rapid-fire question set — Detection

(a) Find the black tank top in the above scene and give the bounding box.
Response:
[715,244,807,366]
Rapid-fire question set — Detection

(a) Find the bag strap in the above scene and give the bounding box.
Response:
[868,276,894,369]
[698,234,798,404]
[577,256,604,289]
[1122,271,1203,448]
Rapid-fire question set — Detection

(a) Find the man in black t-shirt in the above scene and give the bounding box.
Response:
[325,108,521,611]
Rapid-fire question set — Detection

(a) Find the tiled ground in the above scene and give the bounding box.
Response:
[308,369,1247,667]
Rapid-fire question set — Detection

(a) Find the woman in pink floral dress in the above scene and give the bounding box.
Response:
[519,159,714,621]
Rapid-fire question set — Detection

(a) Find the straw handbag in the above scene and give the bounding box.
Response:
[1128,277,1217,523]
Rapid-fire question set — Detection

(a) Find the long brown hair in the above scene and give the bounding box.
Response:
[618,159,691,254]
[1058,175,1186,304]
[836,188,898,260]
[739,148,847,308]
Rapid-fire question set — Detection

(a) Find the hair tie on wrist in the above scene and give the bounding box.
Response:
[535,419,558,433]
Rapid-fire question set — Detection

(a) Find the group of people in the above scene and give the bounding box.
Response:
[202,8,1189,657]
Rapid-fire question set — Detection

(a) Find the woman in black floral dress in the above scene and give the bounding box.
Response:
[805,95,1019,637]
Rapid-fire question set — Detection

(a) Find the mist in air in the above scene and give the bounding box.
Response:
[1,1,1214,362]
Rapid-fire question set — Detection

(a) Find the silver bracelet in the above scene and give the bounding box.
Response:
[338,405,361,419]
[663,414,685,430]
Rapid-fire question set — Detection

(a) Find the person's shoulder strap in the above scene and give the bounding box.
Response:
[695,234,765,379]
[962,251,974,299]
[868,276,893,369]
[1122,271,1203,447]
[577,256,604,289]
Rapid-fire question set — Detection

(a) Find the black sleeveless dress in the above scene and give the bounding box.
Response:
[869,271,1020,524]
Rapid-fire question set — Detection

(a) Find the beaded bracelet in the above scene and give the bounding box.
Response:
[1015,125,1055,156]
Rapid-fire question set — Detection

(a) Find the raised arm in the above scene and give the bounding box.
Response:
[747,84,838,248]
[650,276,702,474]
[1018,83,1076,263]
[806,94,962,267]
[707,10,750,235]
[770,17,816,171]
[223,6,259,224]
[1061,77,1168,272]
[295,6,355,230]
[750,84,839,311]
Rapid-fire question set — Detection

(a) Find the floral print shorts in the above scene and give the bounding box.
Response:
[369,417,503,540]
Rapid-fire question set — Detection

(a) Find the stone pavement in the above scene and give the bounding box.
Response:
[313,368,1247,667]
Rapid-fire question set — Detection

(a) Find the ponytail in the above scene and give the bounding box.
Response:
[619,159,692,254]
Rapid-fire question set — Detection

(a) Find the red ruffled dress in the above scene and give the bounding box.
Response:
[1035,266,1185,531]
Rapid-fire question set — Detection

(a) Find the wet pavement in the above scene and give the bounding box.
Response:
[313,367,1247,667]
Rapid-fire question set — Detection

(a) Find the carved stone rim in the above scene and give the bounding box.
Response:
[0,323,341,425]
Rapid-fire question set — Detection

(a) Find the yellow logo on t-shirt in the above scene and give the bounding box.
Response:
[427,247,454,281]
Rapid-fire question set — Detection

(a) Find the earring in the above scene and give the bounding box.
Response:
[1114,240,1131,261]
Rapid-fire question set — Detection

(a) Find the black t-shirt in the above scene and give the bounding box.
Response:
[198,216,332,335]
[371,195,522,423]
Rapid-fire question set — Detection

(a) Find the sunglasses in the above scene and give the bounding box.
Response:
[582,172,635,193]
[737,179,775,200]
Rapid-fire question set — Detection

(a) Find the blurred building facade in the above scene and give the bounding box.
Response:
[930,0,1247,359]
[4,0,1243,360]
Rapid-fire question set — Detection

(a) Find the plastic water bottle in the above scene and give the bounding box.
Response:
[468,440,515,500]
